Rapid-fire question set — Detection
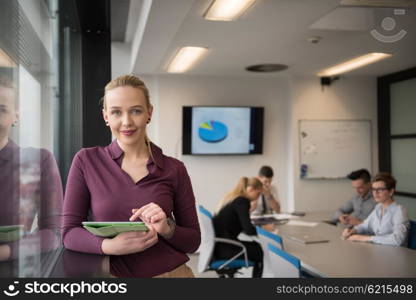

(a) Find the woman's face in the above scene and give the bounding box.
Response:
[372,181,393,203]
[102,86,152,147]
[0,86,17,140]
[246,186,262,201]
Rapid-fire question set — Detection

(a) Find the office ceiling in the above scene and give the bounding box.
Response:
[112,0,416,77]
[111,0,130,41]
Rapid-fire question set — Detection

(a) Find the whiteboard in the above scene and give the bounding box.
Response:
[299,120,372,179]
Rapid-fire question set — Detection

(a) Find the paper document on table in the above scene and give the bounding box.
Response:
[273,213,300,220]
[286,220,318,227]
[251,214,299,220]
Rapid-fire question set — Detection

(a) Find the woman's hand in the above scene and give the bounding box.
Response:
[347,234,372,243]
[130,202,173,238]
[0,244,11,261]
[101,225,158,255]
[341,228,355,239]
[262,223,276,232]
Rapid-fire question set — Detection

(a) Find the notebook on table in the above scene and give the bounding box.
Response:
[82,222,148,238]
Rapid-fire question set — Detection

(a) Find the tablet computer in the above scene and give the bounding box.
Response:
[0,225,23,242]
[82,222,148,238]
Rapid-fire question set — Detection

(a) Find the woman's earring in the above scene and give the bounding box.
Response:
[105,121,109,126]
[147,118,151,124]
[12,121,18,127]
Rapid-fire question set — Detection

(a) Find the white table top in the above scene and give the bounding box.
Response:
[273,211,416,277]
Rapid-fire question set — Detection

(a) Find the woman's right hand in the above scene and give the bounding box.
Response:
[341,228,355,239]
[101,225,158,255]
[0,244,11,261]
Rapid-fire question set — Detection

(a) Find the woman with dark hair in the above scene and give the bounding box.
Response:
[342,172,410,246]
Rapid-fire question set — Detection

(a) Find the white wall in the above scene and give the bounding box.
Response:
[141,74,292,213]
[290,76,378,212]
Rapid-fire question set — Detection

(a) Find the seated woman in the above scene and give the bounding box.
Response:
[212,177,263,277]
[342,172,410,246]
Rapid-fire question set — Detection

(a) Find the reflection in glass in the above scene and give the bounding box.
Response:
[391,138,416,195]
[0,72,63,277]
[390,78,416,135]
[0,0,64,277]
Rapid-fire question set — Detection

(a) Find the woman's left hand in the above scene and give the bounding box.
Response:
[347,234,371,243]
[130,202,172,237]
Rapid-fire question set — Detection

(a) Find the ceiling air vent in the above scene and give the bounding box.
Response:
[245,64,288,73]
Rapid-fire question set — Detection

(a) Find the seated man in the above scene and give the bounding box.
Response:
[251,166,281,215]
[333,169,376,226]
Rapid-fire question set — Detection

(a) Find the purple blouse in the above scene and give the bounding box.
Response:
[0,140,63,260]
[62,140,200,277]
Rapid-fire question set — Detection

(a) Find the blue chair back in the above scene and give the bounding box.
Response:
[197,205,254,277]
[256,226,284,277]
[267,243,301,278]
[197,205,216,273]
[256,226,283,249]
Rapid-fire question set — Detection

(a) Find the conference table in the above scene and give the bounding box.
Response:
[245,212,416,277]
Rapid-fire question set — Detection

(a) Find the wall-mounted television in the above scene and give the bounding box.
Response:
[182,106,264,155]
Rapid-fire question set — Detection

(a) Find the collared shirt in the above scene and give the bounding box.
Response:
[333,191,376,222]
[62,140,201,277]
[251,185,279,215]
[354,202,410,246]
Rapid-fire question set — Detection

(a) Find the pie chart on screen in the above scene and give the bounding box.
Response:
[198,121,228,143]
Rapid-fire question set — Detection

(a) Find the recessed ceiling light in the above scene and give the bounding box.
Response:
[204,0,257,21]
[166,47,209,73]
[317,52,392,77]
[246,64,288,73]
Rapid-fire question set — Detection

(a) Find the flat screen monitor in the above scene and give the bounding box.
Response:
[182,106,264,155]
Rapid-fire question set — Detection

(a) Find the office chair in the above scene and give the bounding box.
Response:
[408,220,416,250]
[255,226,283,277]
[197,205,254,278]
[267,243,301,278]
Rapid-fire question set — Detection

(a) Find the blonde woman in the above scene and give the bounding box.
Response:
[62,75,200,277]
[213,177,263,277]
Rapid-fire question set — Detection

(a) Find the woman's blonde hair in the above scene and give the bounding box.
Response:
[216,177,263,213]
[102,75,153,157]
[102,75,150,109]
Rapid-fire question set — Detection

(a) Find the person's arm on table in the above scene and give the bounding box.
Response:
[334,198,354,224]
